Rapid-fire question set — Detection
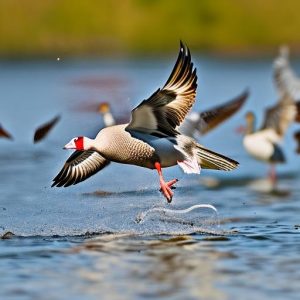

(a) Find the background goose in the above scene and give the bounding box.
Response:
[179,89,248,137]
[0,123,13,140]
[294,130,300,154]
[33,115,61,143]
[99,90,248,136]
[98,103,116,127]
[243,93,300,184]
[0,116,60,143]
[52,42,238,202]
[273,45,300,99]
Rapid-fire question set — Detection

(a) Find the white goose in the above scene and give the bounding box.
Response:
[52,42,238,202]
[243,93,299,183]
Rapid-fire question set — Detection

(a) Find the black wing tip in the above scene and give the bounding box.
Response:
[47,114,62,124]
[232,159,239,167]
[221,88,250,110]
[51,178,77,188]
[51,178,61,187]
[33,136,39,144]
[179,40,190,56]
[51,166,71,188]
[51,181,60,187]
[164,40,196,89]
[51,172,76,188]
[49,114,61,124]
[179,40,185,52]
[192,67,198,86]
[241,88,250,100]
[223,157,239,171]
[180,40,193,68]
[229,88,249,107]
[177,40,190,63]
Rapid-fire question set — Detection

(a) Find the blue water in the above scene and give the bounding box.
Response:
[0,55,300,299]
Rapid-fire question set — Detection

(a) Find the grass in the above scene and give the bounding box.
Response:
[1,0,300,58]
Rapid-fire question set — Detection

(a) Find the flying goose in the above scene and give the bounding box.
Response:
[0,116,60,143]
[179,89,248,137]
[52,42,238,202]
[243,93,299,183]
[33,115,61,143]
[99,90,248,136]
[273,45,300,99]
[0,123,13,140]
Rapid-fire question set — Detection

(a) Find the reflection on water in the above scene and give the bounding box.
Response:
[0,58,300,299]
[2,229,299,300]
[80,234,226,299]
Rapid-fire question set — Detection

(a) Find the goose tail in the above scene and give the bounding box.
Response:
[196,144,239,171]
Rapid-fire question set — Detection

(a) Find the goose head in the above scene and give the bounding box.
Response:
[98,102,116,127]
[274,45,289,70]
[279,45,289,59]
[63,136,94,151]
[98,102,110,114]
[236,111,255,135]
[245,111,256,134]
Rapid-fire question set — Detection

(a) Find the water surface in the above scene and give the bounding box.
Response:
[0,56,300,299]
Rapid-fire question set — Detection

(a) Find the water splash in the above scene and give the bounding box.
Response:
[135,203,220,231]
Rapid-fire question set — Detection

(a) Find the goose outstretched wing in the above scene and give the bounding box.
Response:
[52,150,110,187]
[126,41,197,137]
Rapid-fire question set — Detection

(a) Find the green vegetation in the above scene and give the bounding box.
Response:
[1,0,300,58]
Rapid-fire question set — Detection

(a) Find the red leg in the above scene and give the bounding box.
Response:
[268,165,277,187]
[165,179,178,188]
[154,162,178,203]
[159,179,178,194]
